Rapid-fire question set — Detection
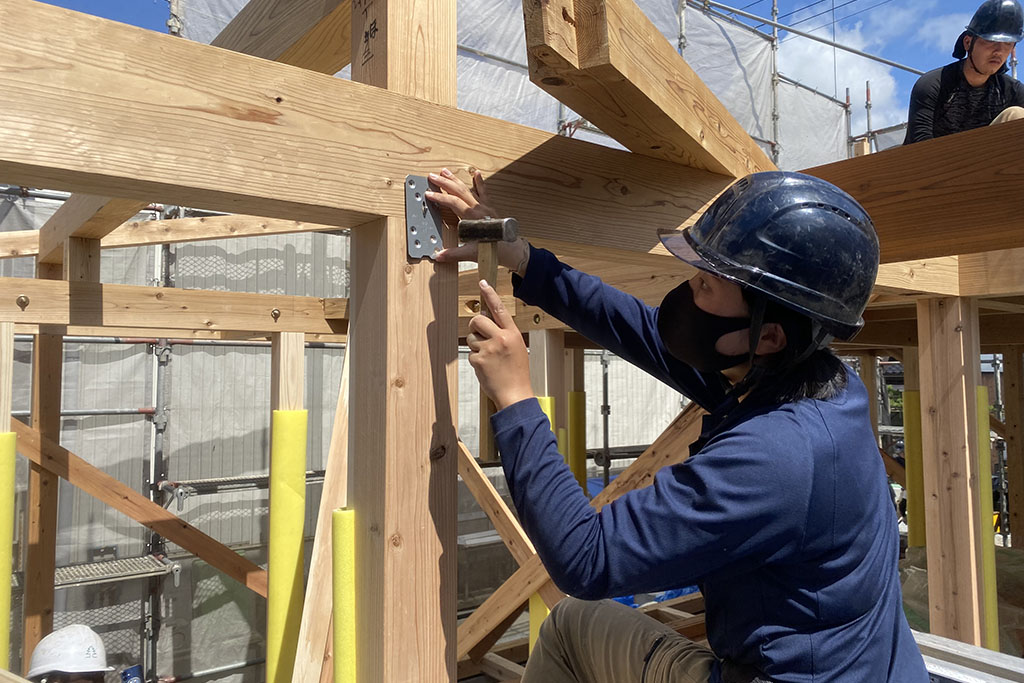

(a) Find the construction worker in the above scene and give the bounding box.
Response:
[904,0,1024,144]
[26,624,115,683]
[428,168,928,682]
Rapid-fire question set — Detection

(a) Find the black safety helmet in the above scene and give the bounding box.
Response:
[953,0,1024,59]
[658,171,879,344]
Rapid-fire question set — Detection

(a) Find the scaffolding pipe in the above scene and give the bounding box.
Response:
[12,335,345,350]
[601,350,611,488]
[691,0,924,75]
[11,408,155,418]
[865,81,873,151]
[845,88,854,158]
[770,0,780,165]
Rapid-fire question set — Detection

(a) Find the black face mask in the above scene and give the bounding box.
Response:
[657,280,751,372]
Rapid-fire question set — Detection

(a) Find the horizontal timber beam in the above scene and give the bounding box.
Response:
[524,0,773,177]
[804,121,1024,263]
[0,0,732,257]
[26,0,357,265]
[0,215,347,259]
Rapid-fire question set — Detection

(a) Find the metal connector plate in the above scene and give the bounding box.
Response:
[405,175,444,260]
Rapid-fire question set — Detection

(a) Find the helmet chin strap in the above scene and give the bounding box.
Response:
[713,298,833,419]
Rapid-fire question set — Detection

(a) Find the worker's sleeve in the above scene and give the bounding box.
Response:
[904,72,939,144]
[512,245,721,407]
[493,398,812,600]
[1009,77,1024,107]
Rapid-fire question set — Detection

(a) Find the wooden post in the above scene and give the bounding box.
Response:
[1002,345,1024,551]
[23,257,64,669]
[529,330,566,433]
[347,0,457,676]
[916,297,989,646]
[902,347,926,548]
[856,353,879,443]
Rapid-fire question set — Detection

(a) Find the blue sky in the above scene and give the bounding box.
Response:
[40,0,1006,134]
[740,0,1006,131]
[39,0,169,32]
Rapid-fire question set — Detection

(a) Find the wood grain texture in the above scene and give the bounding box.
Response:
[291,353,349,682]
[0,278,340,334]
[36,195,145,264]
[805,121,1024,264]
[459,402,706,656]
[524,0,773,177]
[212,0,346,63]
[0,0,732,258]
[0,322,12,430]
[959,248,1024,298]
[916,297,986,645]
[23,262,61,670]
[271,332,304,410]
[11,419,269,597]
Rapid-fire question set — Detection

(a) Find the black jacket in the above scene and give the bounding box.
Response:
[904,61,1024,144]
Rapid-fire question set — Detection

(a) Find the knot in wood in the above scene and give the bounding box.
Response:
[430,445,447,461]
[389,533,402,548]
[393,376,406,388]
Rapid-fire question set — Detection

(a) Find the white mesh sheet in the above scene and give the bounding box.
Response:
[776,80,848,171]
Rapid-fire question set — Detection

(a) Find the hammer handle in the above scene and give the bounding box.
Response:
[478,242,499,317]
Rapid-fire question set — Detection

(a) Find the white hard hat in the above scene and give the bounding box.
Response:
[27,624,115,679]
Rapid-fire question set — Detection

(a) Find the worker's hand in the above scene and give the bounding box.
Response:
[467,280,534,410]
[427,168,531,277]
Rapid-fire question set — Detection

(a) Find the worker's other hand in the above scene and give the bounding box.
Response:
[467,280,534,410]
[427,168,531,277]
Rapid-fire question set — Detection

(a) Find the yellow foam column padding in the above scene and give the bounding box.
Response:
[267,410,307,683]
[557,427,567,462]
[568,391,586,490]
[976,387,999,650]
[531,396,556,650]
[0,432,14,668]
[903,390,926,547]
[333,508,356,683]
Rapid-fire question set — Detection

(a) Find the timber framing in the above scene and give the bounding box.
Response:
[3,0,1024,677]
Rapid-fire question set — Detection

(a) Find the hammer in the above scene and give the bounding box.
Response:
[458,216,518,462]
[457,217,519,317]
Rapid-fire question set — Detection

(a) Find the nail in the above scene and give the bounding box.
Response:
[480,279,489,288]
[441,168,452,176]
[428,172,439,179]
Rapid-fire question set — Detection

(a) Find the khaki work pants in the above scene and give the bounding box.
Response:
[992,106,1024,125]
[522,597,717,683]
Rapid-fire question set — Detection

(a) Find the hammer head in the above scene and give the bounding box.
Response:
[457,217,519,243]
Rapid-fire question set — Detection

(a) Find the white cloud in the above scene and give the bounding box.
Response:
[915,13,971,53]
[778,20,906,135]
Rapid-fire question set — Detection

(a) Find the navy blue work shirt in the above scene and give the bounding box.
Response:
[490,247,928,682]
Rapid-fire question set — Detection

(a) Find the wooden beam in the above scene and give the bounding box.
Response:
[873,257,960,297]
[457,442,563,607]
[524,0,773,177]
[37,195,145,265]
[0,278,341,334]
[0,0,733,259]
[11,419,269,597]
[959,248,1024,298]
[212,0,346,65]
[917,297,986,645]
[0,215,349,260]
[458,402,706,656]
[805,121,1024,264]
[529,330,566,432]
[1002,346,1024,553]
[292,353,348,682]
[346,0,457,676]
[26,0,357,265]
[477,653,526,681]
